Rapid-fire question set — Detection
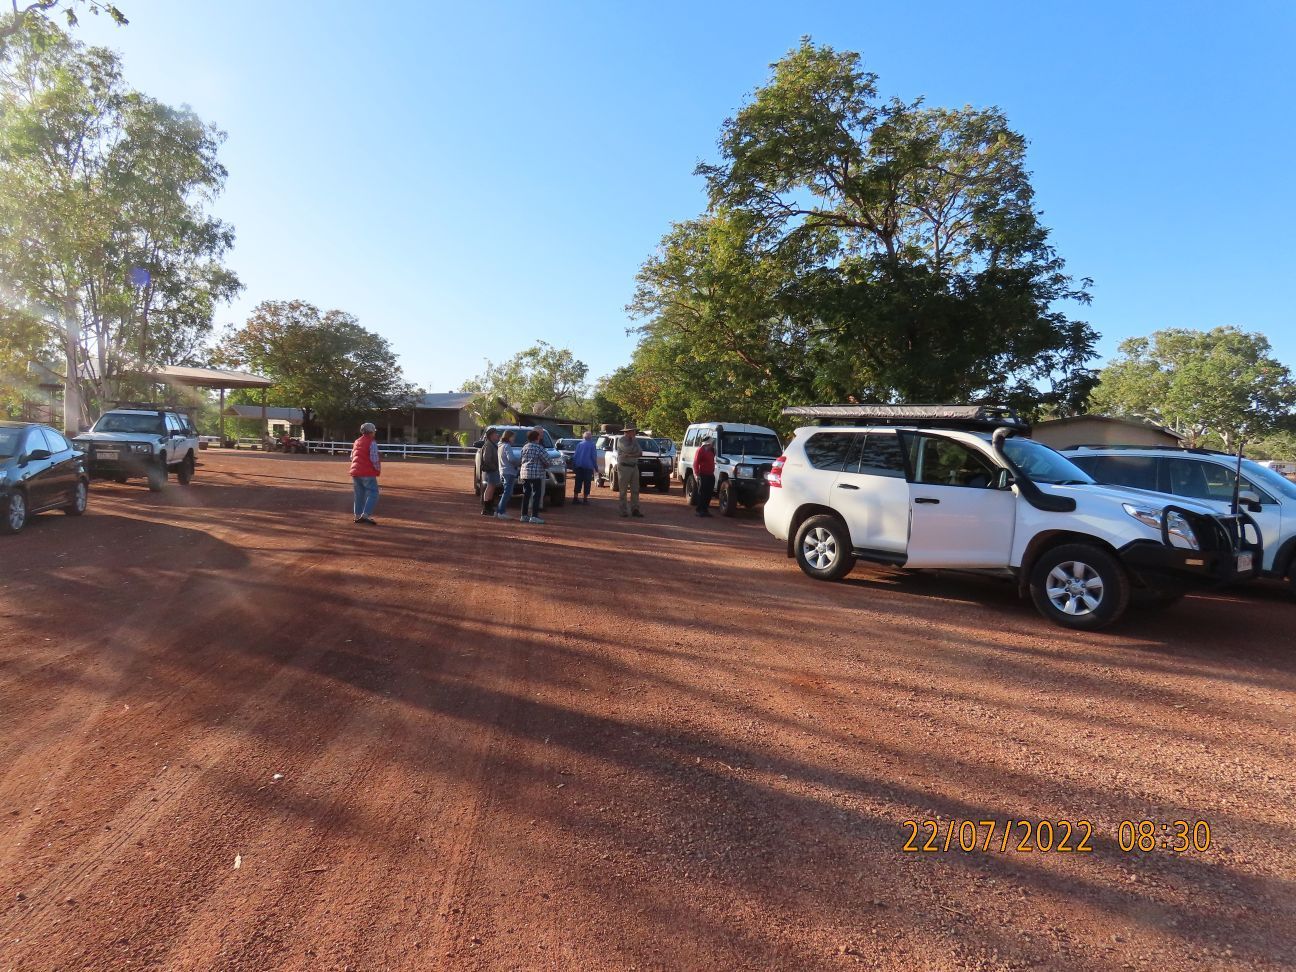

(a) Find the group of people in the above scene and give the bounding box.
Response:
[476,427,557,523]
[346,423,720,524]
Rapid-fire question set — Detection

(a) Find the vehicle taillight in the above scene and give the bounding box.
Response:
[769,455,786,487]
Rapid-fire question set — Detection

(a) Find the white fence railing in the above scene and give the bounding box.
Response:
[303,440,476,461]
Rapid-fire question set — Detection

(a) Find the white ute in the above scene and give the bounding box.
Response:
[763,405,1261,630]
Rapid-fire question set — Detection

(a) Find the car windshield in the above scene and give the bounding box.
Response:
[1002,438,1095,485]
[1241,458,1296,501]
[655,438,674,452]
[0,428,21,459]
[94,412,164,435]
[719,432,781,457]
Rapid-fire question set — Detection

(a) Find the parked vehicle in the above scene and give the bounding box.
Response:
[640,431,678,476]
[595,432,671,493]
[1064,445,1296,593]
[73,404,199,491]
[553,437,581,470]
[472,426,567,506]
[764,405,1261,630]
[1,422,89,534]
[678,422,783,516]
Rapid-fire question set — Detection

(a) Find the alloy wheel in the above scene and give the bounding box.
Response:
[7,492,26,531]
[1045,561,1104,616]
[801,527,838,570]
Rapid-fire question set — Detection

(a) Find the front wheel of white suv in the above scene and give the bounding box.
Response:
[794,515,855,582]
[1028,543,1130,631]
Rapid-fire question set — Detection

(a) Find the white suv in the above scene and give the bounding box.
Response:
[677,422,783,516]
[1063,446,1296,593]
[764,406,1261,630]
[74,405,199,491]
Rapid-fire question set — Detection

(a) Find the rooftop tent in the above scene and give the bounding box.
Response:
[782,404,1029,432]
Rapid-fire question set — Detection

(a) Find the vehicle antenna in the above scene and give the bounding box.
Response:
[1230,439,1246,516]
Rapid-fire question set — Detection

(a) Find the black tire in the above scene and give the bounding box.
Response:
[1130,589,1184,610]
[2,489,29,535]
[64,478,88,516]
[656,478,670,494]
[176,453,194,485]
[147,461,166,492]
[1028,543,1130,631]
[683,473,695,503]
[472,464,483,497]
[794,514,855,582]
[596,475,606,488]
[549,487,566,507]
[717,479,737,517]
[611,468,619,492]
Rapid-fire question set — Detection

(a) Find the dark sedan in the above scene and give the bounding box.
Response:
[0,421,89,534]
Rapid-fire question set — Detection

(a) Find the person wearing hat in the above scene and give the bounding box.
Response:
[615,427,644,518]
[350,422,382,525]
[477,427,502,516]
[693,432,716,517]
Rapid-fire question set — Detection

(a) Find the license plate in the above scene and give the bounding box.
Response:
[1237,552,1253,573]
[97,450,119,459]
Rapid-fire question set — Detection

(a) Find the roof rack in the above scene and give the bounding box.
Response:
[782,403,1029,432]
[110,400,178,412]
[1067,444,1231,456]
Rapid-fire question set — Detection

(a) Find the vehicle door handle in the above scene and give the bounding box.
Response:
[837,483,860,490]
[915,497,940,504]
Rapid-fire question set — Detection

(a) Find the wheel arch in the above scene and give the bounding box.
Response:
[1017,530,1123,597]
[787,503,845,558]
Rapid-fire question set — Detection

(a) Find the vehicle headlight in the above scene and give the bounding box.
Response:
[1122,503,1199,550]
[736,464,754,479]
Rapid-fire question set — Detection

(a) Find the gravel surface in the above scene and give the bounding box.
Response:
[1,452,1293,971]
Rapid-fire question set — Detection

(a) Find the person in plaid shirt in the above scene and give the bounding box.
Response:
[519,429,549,524]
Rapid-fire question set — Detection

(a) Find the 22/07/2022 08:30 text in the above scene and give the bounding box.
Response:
[901,819,1213,854]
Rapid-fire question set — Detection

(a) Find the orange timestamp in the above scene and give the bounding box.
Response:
[901,819,1212,853]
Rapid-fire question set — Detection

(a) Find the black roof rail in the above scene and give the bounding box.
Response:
[782,403,1030,432]
[110,400,182,412]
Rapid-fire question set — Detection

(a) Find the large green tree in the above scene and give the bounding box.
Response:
[1091,327,1296,449]
[628,39,1096,421]
[462,341,589,424]
[213,300,414,426]
[0,20,239,429]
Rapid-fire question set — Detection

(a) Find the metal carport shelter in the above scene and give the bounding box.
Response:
[142,365,275,443]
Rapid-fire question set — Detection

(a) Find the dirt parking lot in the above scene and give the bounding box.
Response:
[1,452,1293,971]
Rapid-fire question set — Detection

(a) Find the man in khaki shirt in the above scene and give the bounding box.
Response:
[615,427,644,518]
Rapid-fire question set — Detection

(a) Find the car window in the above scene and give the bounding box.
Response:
[683,429,697,447]
[1163,458,1276,505]
[1083,455,1160,492]
[904,435,998,488]
[41,428,69,453]
[95,412,166,435]
[803,432,857,471]
[852,433,906,478]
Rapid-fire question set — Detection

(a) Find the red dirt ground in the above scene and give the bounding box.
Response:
[1,451,1293,971]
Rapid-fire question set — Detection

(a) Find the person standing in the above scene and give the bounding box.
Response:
[495,429,520,519]
[477,428,501,516]
[519,429,548,524]
[693,433,716,517]
[571,430,598,504]
[616,427,643,518]
[350,421,381,525]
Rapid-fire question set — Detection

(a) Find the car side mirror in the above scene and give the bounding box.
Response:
[27,449,52,462]
[1239,491,1263,513]
[996,468,1014,490]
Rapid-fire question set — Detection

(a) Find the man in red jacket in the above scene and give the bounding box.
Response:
[350,422,382,525]
[693,433,716,517]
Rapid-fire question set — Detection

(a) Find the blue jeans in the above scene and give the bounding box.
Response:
[352,476,379,518]
[521,478,543,518]
[496,475,517,514]
[573,468,594,498]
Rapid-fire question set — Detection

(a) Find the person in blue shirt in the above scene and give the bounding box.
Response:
[571,430,598,504]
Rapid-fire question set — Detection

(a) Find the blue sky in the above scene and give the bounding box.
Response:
[76,0,1295,393]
